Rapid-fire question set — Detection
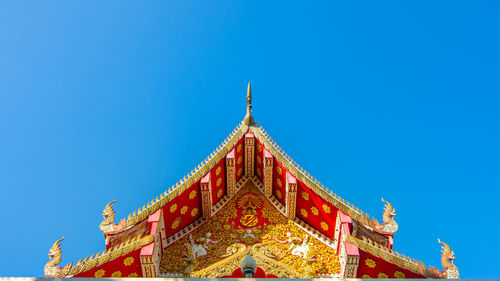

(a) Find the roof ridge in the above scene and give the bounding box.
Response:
[250,125,381,227]
[346,235,441,278]
[122,122,249,228]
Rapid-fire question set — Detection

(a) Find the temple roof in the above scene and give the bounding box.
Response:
[44,83,458,279]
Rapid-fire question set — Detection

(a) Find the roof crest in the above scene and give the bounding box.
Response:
[347,235,441,278]
[123,122,248,227]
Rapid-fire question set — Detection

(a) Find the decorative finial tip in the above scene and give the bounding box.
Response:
[244,81,255,125]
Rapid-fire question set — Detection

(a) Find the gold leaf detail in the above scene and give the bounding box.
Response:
[123,256,134,266]
[276,190,282,199]
[169,203,177,213]
[190,208,199,217]
[300,208,308,218]
[171,217,181,229]
[256,155,262,164]
[277,178,282,187]
[322,204,331,214]
[276,166,282,175]
[189,190,197,200]
[394,271,406,278]
[365,258,376,268]
[237,143,242,153]
[94,269,105,278]
[320,221,329,231]
[237,156,243,165]
[215,166,222,176]
[377,273,388,279]
[301,191,310,200]
[311,206,319,216]
[216,177,222,187]
[237,167,243,177]
[180,206,188,215]
[111,271,122,277]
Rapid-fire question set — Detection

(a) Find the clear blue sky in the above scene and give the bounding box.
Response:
[1,1,498,278]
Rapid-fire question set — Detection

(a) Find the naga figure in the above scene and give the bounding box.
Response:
[184,233,221,261]
[360,198,398,235]
[438,239,459,279]
[99,199,126,236]
[44,237,72,277]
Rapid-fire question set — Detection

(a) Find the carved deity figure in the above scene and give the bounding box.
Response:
[99,200,127,236]
[184,233,221,260]
[276,233,314,259]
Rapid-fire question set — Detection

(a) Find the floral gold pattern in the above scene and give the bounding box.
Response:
[257,144,262,152]
[170,203,178,213]
[300,208,308,218]
[378,272,388,278]
[128,272,138,277]
[277,178,282,187]
[276,166,282,176]
[301,191,310,200]
[215,167,222,176]
[111,271,122,277]
[256,155,262,164]
[256,169,262,177]
[123,256,134,266]
[171,217,181,229]
[237,143,242,153]
[320,221,329,231]
[311,206,319,216]
[365,258,376,268]
[362,274,372,278]
[237,167,243,177]
[191,208,199,217]
[394,271,406,278]
[189,190,197,200]
[276,190,282,199]
[237,156,243,165]
[217,189,223,198]
[94,269,105,278]
[216,178,222,187]
[322,204,331,214]
[180,206,188,215]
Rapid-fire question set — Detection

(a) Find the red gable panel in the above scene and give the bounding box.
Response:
[234,138,244,182]
[272,158,287,205]
[211,157,226,205]
[73,249,142,278]
[357,249,426,279]
[296,180,338,238]
[163,180,202,237]
[255,138,264,182]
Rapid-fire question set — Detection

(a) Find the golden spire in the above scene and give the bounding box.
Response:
[244,82,255,125]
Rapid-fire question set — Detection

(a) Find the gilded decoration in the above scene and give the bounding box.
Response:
[190,208,199,217]
[111,271,122,277]
[123,256,135,266]
[94,269,105,278]
[189,190,197,200]
[394,271,406,278]
[128,272,138,277]
[365,258,376,268]
[180,206,188,215]
[378,272,388,278]
[311,206,319,216]
[160,182,340,277]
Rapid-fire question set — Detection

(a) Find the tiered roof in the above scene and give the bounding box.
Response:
[43,83,459,279]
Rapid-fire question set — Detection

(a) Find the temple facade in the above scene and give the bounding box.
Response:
[44,83,459,279]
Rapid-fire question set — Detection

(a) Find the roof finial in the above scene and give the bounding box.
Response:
[244,82,255,125]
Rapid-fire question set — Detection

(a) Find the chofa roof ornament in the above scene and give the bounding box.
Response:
[44,236,72,277]
[438,238,459,279]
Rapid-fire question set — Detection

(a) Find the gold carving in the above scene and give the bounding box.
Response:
[438,239,459,279]
[44,237,72,278]
[171,217,181,229]
[189,190,197,200]
[94,269,105,278]
[100,200,126,236]
[123,256,134,266]
[170,203,178,213]
[365,258,376,268]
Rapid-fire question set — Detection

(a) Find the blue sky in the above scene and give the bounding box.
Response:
[0,1,499,278]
